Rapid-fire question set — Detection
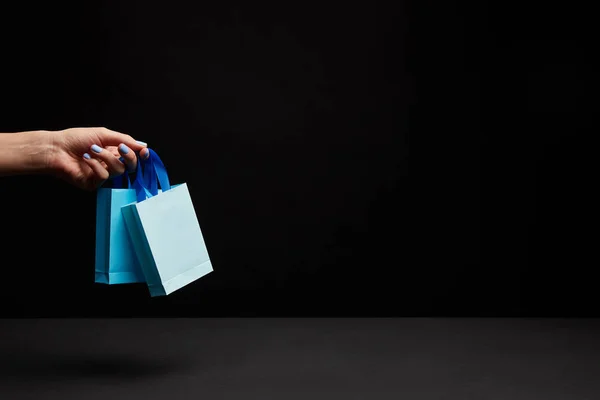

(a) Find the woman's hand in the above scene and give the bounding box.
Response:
[0,127,149,190]
[47,127,150,190]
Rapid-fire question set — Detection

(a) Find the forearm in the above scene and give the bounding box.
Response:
[0,130,53,176]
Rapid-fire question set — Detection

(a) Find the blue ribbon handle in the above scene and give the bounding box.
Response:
[111,158,132,189]
[134,149,172,202]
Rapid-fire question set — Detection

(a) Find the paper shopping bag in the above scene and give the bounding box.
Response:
[95,167,145,284]
[121,149,213,296]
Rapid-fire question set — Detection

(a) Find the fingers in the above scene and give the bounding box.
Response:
[96,127,147,152]
[118,143,138,172]
[87,142,149,178]
[89,144,126,177]
[83,153,109,181]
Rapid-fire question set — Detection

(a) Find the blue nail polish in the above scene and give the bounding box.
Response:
[83,153,91,160]
[91,144,102,153]
[119,156,125,163]
[119,144,130,154]
[136,140,147,146]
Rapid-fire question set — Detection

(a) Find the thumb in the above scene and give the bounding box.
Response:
[97,127,147,152]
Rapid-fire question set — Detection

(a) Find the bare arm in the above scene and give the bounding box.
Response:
[0,130,53,176]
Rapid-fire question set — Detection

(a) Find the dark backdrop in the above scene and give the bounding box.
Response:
[0,1,594,317]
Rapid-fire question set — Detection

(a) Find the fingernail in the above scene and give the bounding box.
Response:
[136,140,147,146]
[91,144,102,153]
[119,156,125,163]
[83,153,91,160]
[119,144,130,154]
[143,149,150,159]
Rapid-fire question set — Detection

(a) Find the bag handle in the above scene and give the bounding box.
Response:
[111,163,130,189]
[134,149,172,202]
[111,151,151,188]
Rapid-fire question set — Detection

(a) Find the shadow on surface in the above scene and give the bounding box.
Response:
[0,350,187,383]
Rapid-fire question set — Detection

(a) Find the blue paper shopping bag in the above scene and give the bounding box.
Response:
[95,168,145,285]
[121,149,213,296]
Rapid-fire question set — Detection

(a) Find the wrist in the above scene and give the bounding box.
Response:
[22,130,55,174]
[39,130,63,175]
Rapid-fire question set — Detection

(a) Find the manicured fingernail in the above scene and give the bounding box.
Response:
[119,156,125,163]
[142,149,150,159]
[119,144,130,154]
[136,140,147,146]
[83,153,91,160]
[91,144,102,153]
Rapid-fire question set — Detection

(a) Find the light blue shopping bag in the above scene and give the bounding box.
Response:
[121,149,213,296]
[95,163,146,284]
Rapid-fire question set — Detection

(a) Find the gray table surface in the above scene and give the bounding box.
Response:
[1,318,600,399]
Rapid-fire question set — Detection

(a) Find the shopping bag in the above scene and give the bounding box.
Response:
[94,163,145,284]
[121,149,213,296]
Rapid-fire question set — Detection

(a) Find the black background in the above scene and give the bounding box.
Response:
[0,1,595,317]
